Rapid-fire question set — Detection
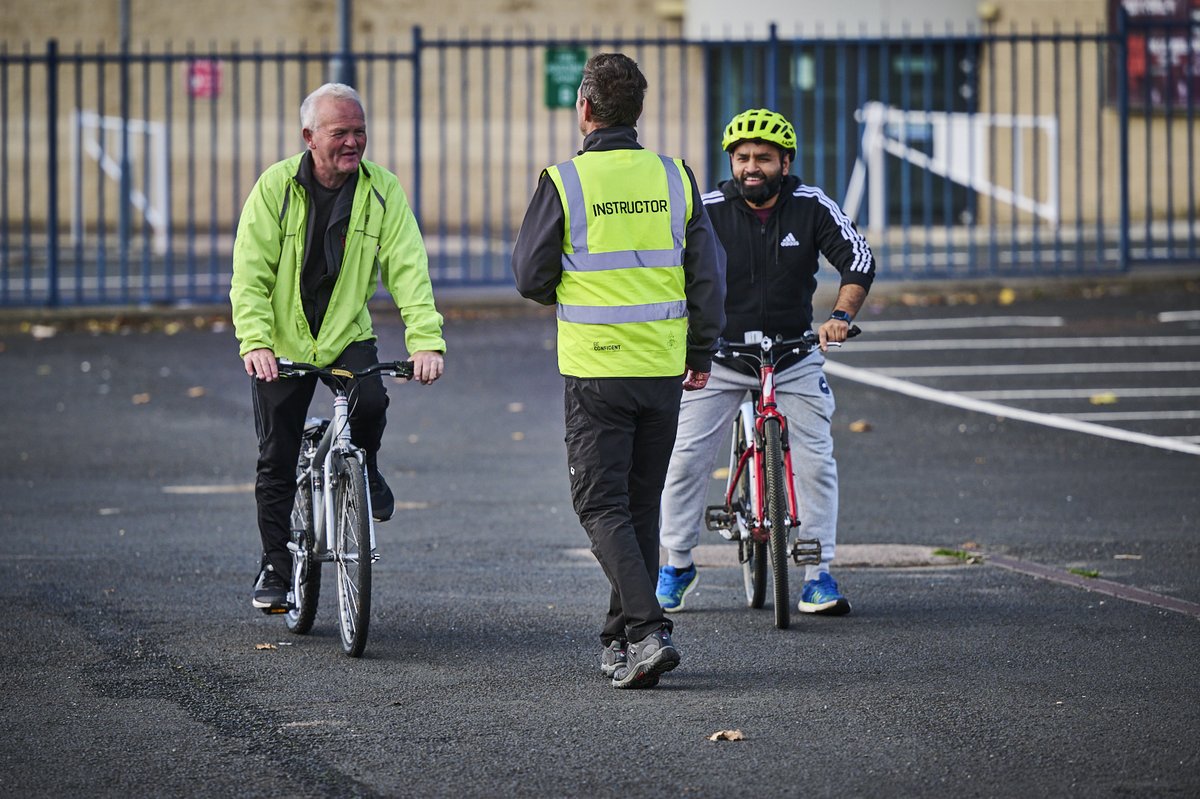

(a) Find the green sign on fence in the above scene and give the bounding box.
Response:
[544,47,587,109]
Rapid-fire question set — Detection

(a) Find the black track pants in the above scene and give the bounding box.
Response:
[563,375,683,645]
[250,340,388,577]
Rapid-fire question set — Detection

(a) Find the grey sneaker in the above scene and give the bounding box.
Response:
[611,626,680,689]
[600,640,627,678]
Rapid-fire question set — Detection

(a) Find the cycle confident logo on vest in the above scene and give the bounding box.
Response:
[590,198,670,216]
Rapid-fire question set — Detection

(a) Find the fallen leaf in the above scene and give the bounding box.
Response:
[187,386,207,398]
[708,729,746,742]
[1089,392,1118,405]
[164,321,183,335]
[997,287,1017,305]
[30,324,57,340]
[511,431,525,441]
[848,419,872,433]
[507,402,524,413]
[132,393,152,405]
[255,643,277,650]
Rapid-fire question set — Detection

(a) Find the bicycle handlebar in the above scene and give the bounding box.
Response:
[715,325,861,364]
[276,359,415,380]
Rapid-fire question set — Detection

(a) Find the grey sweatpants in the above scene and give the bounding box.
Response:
[659,352,839,582]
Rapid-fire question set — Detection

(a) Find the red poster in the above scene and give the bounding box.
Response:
[1110,0,1200,110]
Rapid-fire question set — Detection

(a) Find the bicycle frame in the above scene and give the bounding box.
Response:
[723,337,802,543]
[276,358,413,656]
[304,386,374,562]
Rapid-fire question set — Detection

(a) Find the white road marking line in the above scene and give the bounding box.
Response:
[844,335,1200,352]
[823,361,1200,456]
[1158,310,1200,323]
[876,361,1200,377]
[161,483,256,494]
[960,387,1200,400]
[864,316,1065,332]
[1064,410,1200,421]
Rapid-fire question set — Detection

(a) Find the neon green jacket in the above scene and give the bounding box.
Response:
[230,153,445,367]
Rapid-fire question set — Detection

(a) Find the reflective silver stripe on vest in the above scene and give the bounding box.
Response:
[555,153,688,272]
[557,299,688,325]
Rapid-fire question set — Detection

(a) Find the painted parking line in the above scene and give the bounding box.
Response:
[986,554,1200,619]
[960,387,1200,400]
[1158,310,1200,323]
[823,360,1200,455]
[844,335,1200,352]
[876,361,1200,377]
[1065,410,1200,421]
[865,316,1064,332]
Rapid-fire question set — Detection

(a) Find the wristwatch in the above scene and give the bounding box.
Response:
[829,309,853,324]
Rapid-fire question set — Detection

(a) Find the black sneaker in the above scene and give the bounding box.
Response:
[611,625,680,689]
[600,640,627,678]
[252,563,290,612]
[367,465,395,522]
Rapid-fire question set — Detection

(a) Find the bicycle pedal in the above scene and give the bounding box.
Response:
[792,538,822,565]
[705,504,734,531]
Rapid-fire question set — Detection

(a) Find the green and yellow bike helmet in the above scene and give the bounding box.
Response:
[721,108,796,159]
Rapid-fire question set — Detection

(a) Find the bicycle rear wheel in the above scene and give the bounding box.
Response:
[763,417,790,629]
[285,465,321,634]
[333,453,372,657]
[732,411,766,609]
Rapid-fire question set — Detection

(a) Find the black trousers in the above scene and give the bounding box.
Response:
[563,375,683,645]
[250,340,388,577]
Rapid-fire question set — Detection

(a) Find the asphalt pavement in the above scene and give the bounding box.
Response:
[1,271,1198,797]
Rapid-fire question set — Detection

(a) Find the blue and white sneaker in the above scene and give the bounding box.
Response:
[798,573,851,615]
[655,564,698,612]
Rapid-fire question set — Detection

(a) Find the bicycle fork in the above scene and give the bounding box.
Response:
[322,395,379,562]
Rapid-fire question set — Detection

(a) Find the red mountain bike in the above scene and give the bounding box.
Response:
[704,327,859,629]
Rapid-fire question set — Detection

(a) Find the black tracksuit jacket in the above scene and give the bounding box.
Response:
[702,174,875,343]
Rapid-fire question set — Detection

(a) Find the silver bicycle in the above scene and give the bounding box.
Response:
[275,358,413,657]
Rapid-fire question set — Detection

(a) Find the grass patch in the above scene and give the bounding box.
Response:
[933,548,982,564]
[1068,567,1100,579]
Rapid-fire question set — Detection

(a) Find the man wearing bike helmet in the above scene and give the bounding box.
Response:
[657,107,875,616]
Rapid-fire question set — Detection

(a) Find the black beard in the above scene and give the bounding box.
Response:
[736,172,783,206]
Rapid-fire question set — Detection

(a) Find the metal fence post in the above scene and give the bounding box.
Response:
[412,25,423,226]
[46,39,60,307]
[766,22,778,110]
[1116,6,1130,272]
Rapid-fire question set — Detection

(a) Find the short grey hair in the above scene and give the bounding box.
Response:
[300,83,364,131]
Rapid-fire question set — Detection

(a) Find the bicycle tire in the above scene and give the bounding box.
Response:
[334,453,372,657]
[732,411,766,609]
[763,417,790,629]
[285,466,321,634]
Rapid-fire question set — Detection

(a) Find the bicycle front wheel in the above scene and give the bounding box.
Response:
[732,411,766,609]
[285,466,321,634]
[763,417,790,630]
[333,454,372,657]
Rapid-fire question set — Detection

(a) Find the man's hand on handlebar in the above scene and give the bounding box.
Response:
[817,318,852,352]
[409,350,445,385]
[244,347,279,381]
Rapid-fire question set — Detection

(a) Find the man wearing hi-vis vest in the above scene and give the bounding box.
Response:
[512,52,726,690]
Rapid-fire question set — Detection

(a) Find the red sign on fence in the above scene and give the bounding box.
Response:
[1110,0,1200,111]
[186,60,223,99]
